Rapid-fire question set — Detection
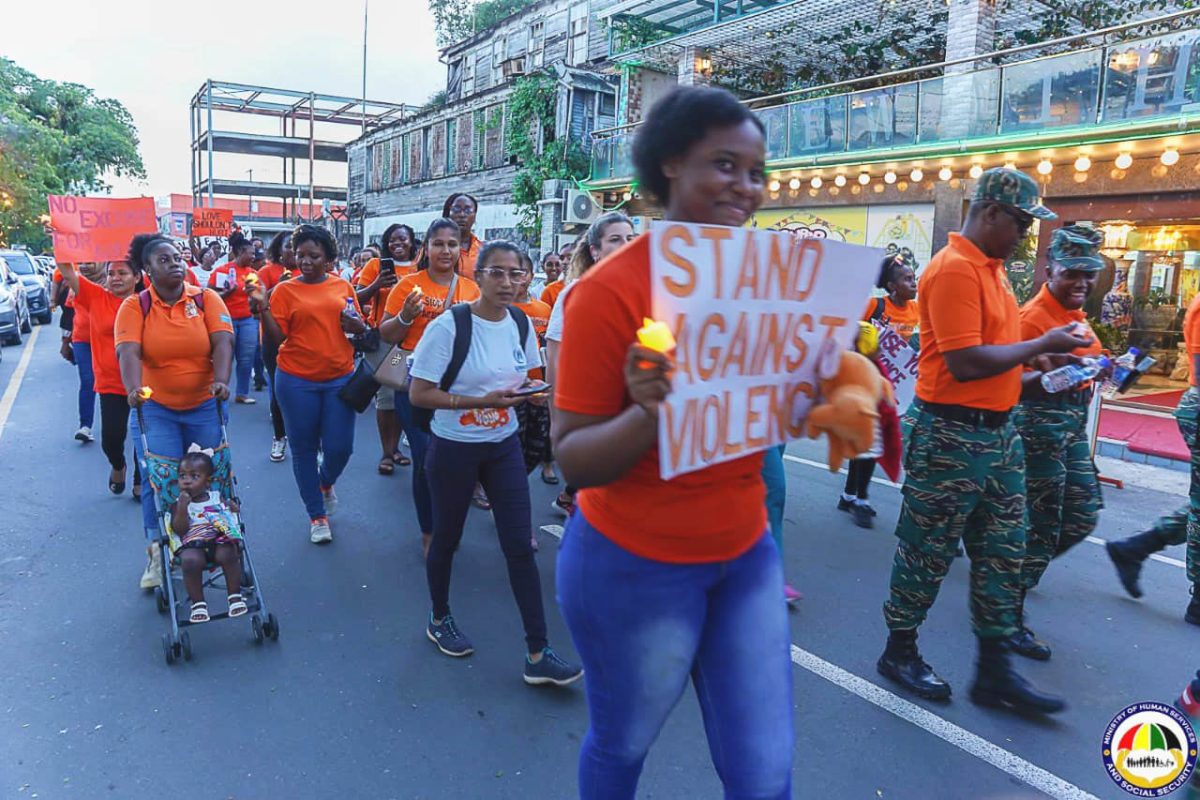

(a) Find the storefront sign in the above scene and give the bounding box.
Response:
[47,195,157,262]
[649,221,880,479]
[750,206,867,244]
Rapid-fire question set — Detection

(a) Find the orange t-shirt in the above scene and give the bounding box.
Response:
[555,236,767,564]
[1019,284,1103,359]
[540,280,566,309]
[73,277,129,395]
[864,296,920,341]
[915,233,1023,412]
[114,285,234,410]
[514,297,552,380]
[356,257,416,327]
[207,263,256,319]
[71,294,90,344]
[382,270,481,351]
[257,263,291,290]
[459,234,481,275]
[269,276,361,382]
[1183,293,1200,386]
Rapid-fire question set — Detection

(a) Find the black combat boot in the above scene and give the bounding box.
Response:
[1009,590,1051,661]
[1187,585,1200,627]
[877,629,952,701]
[969,637,1066,715]
[1106,529,1173,599]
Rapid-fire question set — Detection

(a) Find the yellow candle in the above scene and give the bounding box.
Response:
[245,273,259,285]
[412,284,423,296]
[637,318,676,353]
[138,386,153,399]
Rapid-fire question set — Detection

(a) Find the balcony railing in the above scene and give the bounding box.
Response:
[588,27,1200,184]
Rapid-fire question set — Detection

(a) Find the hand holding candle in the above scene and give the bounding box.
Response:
[138,386,153,400]
[637,318,675,353]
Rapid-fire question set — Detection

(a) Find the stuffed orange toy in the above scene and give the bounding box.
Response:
[807,349,895,473]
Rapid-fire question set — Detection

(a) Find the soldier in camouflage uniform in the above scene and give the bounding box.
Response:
[1008,225,1108,661]
[877,169,1091,714]
[1107,381,1200,625]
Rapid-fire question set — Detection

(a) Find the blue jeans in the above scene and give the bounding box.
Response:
[275,368,355,520]
[762,444,787,554]
[557,516,794,800]
[71,342,96,429]
[132,398,224,541]
[231,316,258,397]
[394,390,432,535]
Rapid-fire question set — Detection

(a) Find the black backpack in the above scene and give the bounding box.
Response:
[869,296,886,322]
[412,303,531,434]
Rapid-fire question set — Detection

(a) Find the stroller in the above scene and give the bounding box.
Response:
[137,400,279,664]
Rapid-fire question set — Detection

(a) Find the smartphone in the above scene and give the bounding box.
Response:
[380,258,395,277]
[511,382,552,397]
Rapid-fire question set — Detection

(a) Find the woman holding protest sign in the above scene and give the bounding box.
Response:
[552,87,792,799]
[207,232,259,404]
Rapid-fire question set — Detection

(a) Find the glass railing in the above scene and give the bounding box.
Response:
[589,28,1200,182]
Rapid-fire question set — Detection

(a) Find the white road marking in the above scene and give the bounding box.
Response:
[784,452,1187,571]
[539,524,564,540]
[789,644,1101,800]
[0,327,40,446]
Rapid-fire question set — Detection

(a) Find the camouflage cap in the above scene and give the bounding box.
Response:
[1048,224,1104,272]
[972,167,1057,220]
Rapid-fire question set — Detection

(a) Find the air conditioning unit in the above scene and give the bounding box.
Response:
[501,56,526,79]
[563,189,601,226]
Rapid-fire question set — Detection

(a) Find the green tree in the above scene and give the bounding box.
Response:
[0,58,145,250]
[427,0,533,47]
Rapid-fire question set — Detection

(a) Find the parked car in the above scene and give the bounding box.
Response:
[34,255,56,279]
[0,250,52,325]
[0,257,32,346]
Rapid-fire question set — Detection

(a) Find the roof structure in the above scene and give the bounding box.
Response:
[189,81,414,130]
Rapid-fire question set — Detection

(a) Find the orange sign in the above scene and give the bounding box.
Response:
[48,196,157,262]
[191,208,233,237]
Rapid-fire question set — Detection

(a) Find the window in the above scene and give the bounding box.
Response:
[568,3,588,66]
[446,119,458,173]
[473,109,485,170]
[462,55,476,96]
[492,38,506,84]
[400,133,410,183]
[421,127,432,180]
[598,92,616,117]
[528,21,544,67]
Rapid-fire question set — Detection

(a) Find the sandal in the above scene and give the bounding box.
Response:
[393,451,412,467]
[108,468,126,495]
[131,483,142,502]
[227,594,248,618]
[540,467,559,485]
[472,487,491,511]
[378,456,395,475]
[189,601,210,624]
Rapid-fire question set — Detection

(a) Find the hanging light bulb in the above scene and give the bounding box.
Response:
[1074,155,1091,172]
[1115,151,1133,169]
[788,177,801,190]
[938,166,953,181]
[884,170,897,184]
[858,172,871,185]
[810,176,823,189]
[622,191,633,201]
[834,174,847,187]
[910,168,924,182]
[1036,159,1053,175]
[1161,148,1180,166]
[768,179,780,192]
[968,163,983,179]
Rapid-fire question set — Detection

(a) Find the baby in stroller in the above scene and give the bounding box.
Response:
[170,446,245,623]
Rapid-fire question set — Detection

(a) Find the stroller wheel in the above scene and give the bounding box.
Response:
[161,634,175,665]
[180,631,192,661]
[252,615,265,645]
[154,586,167,615]
[265,613,280,641]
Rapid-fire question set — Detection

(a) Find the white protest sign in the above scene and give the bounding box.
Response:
[871,320,919,413]
[649,221,882,480]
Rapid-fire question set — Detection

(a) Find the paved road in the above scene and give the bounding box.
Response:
[2,324,1195,799]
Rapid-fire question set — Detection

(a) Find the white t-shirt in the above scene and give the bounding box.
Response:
[190,265,215,287]
[410,308,542,443]
[545,281,575,343]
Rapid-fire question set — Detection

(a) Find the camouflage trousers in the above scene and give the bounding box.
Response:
[1013,401,1102,591]
[884,401,1026,640]
[1142,388,1200,584]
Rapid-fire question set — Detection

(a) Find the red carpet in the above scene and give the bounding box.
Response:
[1097,408,1188,461]
[1122,388,1186,409]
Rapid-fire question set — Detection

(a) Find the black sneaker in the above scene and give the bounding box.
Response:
[426,614,474,657]
[836,496,854,512]
[524,647,583,687]
[851,502,874,529]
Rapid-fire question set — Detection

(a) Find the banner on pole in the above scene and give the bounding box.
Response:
[191,208,233,237]
[871,321,919,414]
[649,221,881,480]
[47,196,157,262]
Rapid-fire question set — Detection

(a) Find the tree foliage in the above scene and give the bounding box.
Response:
[0,58,144,249]
[428,0,534,47]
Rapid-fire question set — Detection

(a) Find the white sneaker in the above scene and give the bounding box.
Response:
[322,486,338,516]
[310,518,333,544]
[74,426,94,442]
[139,546,162,589]
[270,437,287,462]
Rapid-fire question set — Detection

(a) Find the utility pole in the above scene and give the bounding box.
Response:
[362,0,369,135]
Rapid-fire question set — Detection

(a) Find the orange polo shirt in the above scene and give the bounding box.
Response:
[1183,293,1200,386]
[555,236,766,564]
[355,257,416,327]
[915,233,1022,412]
[73,277,129,395]
[864,296,920,341]
[541,280,567,309]
[113,285,234,410]
[1019,284,1103,359]
[269,276,362,382]
[382,270,480,351]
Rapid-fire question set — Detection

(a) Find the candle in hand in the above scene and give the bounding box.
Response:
[637,318,676,353]
[138,386,153,400]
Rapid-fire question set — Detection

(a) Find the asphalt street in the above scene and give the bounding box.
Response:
[2,323,1196,800]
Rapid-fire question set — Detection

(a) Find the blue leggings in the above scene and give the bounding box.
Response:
[394,390,433,535]
[231,316,258,397]
[274,368,356,520]
[132,398,224,541]
[557,516,794,799]
[71,342,96,429]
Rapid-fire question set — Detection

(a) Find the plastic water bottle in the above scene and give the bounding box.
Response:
[1041,356,1110,393]
[1101,347,1140,398]
[343,297,359,340]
